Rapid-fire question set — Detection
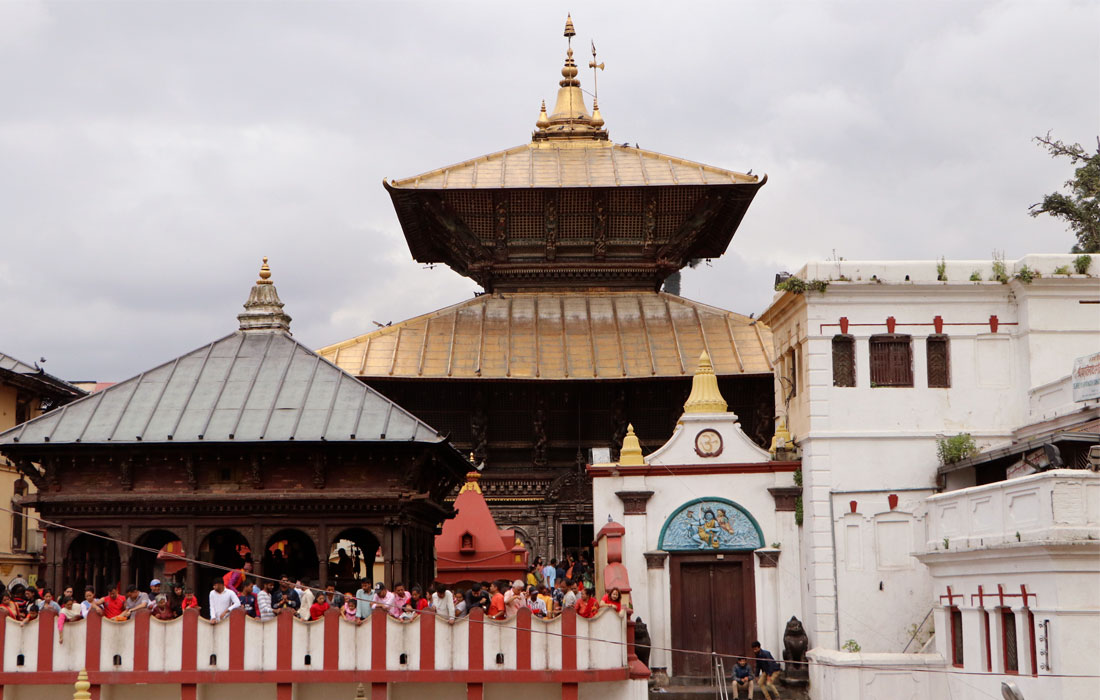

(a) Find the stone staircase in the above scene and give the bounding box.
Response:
[649,675,810,700]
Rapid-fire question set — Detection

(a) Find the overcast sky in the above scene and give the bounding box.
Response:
[1,1,1096,382]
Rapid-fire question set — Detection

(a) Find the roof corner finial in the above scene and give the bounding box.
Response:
[536,100,550,130]
[239,257,292,333]
[257,256,272,285]
[684,350,728,414]
[591,98,604,128]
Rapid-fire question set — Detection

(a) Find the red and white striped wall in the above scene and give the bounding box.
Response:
[0,607,650,700]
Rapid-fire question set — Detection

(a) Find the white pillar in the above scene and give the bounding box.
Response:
[645,553,669,671]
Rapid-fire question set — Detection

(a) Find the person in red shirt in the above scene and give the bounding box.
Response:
[575,587,599,619]
[600,587,624,613]
[181,588,200,610]
[101,584,128,620]
[411,585,430,612]
[487,581,506,619]
[309,592,330,621]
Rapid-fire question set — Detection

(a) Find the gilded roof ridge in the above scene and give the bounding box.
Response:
[386,141,761,190]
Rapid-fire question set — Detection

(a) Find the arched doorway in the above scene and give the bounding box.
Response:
[64,533,121,596]
[263,529,319,585]
[327,527,381,590]
[132,529,184,590]
[659,497,764,677]
[197,529,252,602]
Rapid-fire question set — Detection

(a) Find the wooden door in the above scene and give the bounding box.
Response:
[670,553,756,677]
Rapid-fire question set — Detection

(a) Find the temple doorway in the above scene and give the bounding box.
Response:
[669,553,757,676]
[197,528,251,602]
[132,529,184,589]
[327,527,381,590]
[63,533,121,595]
[263,529,319,584]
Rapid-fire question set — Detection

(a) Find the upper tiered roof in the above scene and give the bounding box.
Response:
[383,16,766,292]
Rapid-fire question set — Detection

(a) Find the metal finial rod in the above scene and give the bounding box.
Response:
[589,39,604,103]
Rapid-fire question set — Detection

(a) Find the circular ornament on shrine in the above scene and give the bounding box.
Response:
[693,429,723,458]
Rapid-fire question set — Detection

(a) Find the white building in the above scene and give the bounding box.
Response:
[590,352,802,680]
[759,253,1099,699]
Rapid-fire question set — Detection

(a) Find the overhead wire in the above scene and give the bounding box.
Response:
[2,507,1096,680]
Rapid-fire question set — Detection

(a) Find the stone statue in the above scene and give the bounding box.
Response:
[633,616,651,667]
[782,616,809,678]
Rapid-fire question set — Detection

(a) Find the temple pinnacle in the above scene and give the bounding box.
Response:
[683,351,728,413]
[619,424,645,465]
[564,14,575,39]
[536,100,550,129]
[257,256,272,285]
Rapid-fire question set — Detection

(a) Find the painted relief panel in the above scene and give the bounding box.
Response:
[659,498,764,551]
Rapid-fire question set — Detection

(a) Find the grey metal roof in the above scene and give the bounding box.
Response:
[0,331,446,446]
[0,352,85,396]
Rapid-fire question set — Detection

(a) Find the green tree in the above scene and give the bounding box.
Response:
[1030,133,1100,253]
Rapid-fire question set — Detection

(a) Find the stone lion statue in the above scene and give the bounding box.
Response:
[782,616,809,675]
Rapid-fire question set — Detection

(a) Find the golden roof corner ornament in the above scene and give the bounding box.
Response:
[257,256,272,285]
[459,470,482,494]
[536,100,550,129]
[769,416,792,455]
[619,423,645,465]
[684,351,728,414]
[591,99,604,128]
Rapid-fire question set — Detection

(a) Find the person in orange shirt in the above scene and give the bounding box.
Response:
[487,581,506,619]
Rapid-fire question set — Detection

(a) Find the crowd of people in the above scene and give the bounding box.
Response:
[0,553,625,640]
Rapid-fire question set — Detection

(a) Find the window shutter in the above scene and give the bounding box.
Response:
[869,335,913,387]
[927,335,950,387]
[832,335,856,387]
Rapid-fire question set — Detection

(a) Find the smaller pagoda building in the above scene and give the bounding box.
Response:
[0,260,471,597]
[435,469,528,587]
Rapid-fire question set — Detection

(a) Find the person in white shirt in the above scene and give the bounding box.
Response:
[208,579,241,622]
[431,582,456,623]
[296,580,315,621]
[562,580,578,609]
[504,580,526,617]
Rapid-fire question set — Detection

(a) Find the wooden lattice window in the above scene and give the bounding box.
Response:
[1001,608,1019,673]
[950,607,964,667]
[927,335,951,388]
[832,335,856,387]
[869,335,913,387]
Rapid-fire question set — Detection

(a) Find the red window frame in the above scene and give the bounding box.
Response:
[949,607,964,668]
[1000,607,1019,674]
[981,608,992,672]
[1026,608,1038,676]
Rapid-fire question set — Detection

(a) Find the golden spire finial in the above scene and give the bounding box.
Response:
[257,256,272,285]
[564,14,575,39]
[73,670,92,700]
[536,100,550,129]
[619,424,645,465]
[459,470,483,494]
[591,99,604,128]
[684,351,728,414]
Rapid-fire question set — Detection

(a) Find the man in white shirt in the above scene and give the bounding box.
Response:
[562,580,577,609]
[209,579,240,622]
[504,580,525,617]
[296,580,315,621]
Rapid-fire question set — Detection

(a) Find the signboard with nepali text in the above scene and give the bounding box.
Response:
[1072,352,1100,402]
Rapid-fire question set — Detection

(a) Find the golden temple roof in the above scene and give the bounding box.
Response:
[317,292,773,380]
[386,142,760,190]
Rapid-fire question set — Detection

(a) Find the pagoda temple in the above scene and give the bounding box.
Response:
[319,17,775,557]
[0,260,470,596]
